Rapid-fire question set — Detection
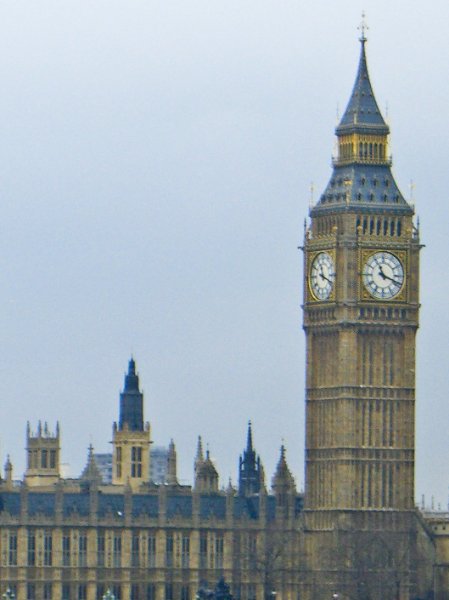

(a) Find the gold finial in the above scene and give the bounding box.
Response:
[358,11,368,42]
[309,182,315,208]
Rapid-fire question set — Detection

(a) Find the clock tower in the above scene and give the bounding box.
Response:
[302,33,421,600]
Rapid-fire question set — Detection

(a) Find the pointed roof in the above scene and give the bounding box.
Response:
[195,436,204,463]
[336,38,389,136]
[246,420,253,451]
[272,445,295,490]
[80,445,103,484]
[123,357,140,393]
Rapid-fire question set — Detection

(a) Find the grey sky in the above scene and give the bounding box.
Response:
[0,0,447,506]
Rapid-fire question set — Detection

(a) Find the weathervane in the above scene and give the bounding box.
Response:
[358,11,368,42]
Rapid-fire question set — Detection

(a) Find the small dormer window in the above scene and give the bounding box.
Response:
[361,177,366,186]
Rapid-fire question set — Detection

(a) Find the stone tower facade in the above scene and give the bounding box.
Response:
[112,357,151,490]
[24,421,60,487]
[302,35,421,600]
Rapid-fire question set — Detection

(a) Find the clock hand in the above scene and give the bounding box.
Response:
[378,266,401,285]
[319,269,333,284]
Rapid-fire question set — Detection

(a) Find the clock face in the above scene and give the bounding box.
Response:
[310,252,335,300]
[362,252,404,299]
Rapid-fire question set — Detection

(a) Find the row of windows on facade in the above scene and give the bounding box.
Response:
[7,582,257,600]
[6,531,240,569]
[116,447,143,478]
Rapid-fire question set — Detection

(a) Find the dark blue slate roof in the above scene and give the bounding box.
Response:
[132,495,159,518]
[0,490,303,521]
[200,495,226,519]
[29,493,55,516]
[336,40,388,135]
[0,492,21,516]
[63,493,90,517]
[167,495,192,519]
[312,164,413,216]
[97,494,124,517]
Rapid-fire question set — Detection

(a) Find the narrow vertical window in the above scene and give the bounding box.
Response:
[132,534,140,568]
[147,535,156,568]
[44,531,53,566]
[131,446,143,478]
[165,533,173,567]
[28,530,36,566]
[97,533,105,567]
[182,534,190,568]
[200,533,207,569]
[43,583,52,600]
[116,447,122,478]
[215,533,224,569]
[79,534,87,567]
[8,531,17,566]
[63,533,71,567]
[113,534,122,568]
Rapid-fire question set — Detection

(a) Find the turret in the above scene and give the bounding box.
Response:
[165,439,178,486]
[112,358,151,490]
[238,421,262,496]
[272,445,296,510]
[80,444,103,487]
[24,421,61,487]
[195,447,219,493]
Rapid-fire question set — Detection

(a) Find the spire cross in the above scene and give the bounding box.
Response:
[358,11,368,42]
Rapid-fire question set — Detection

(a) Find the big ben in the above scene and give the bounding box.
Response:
[302,30,422,600]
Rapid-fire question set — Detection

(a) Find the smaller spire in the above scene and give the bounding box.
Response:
[80,444,102,484]
[4,455,13,487]
[195,436,204,463]
[246,421,253,451]
[166,439,178,486]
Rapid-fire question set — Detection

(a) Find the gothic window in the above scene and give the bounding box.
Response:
[215,533,224,569]
[116,447,122,478]
[165,533,173,567]
[79,534,87,567]
[42,449,48,468]
[113,534,122,568]
[97,533,105,567]
[132,534,140,568]
[147,534,156,568]
[181,586,190,600]
[200,532,208,569]
[50,450,56,469]
[8,531,17,566]
[112,585,121,600]
[182,534,190,568]
[131,446,142,478]
[63,533,71,566]
[62,585,70,600]
[78,585,87,600]
[147,585,156,600]
[131,585,140,600]
[27,584,36,600]
[96,586,105,600]
[44,531,53,566]
[165,584,173,600]
[43,584,52,600]
[27,530,36,566]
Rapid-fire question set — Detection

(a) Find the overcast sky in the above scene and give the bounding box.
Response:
[0,0,447,507]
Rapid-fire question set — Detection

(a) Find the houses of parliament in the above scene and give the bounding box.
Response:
[1,33,449,600]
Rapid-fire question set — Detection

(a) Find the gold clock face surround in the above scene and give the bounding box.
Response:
[309,251,335,301]
[362,251,405,300]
